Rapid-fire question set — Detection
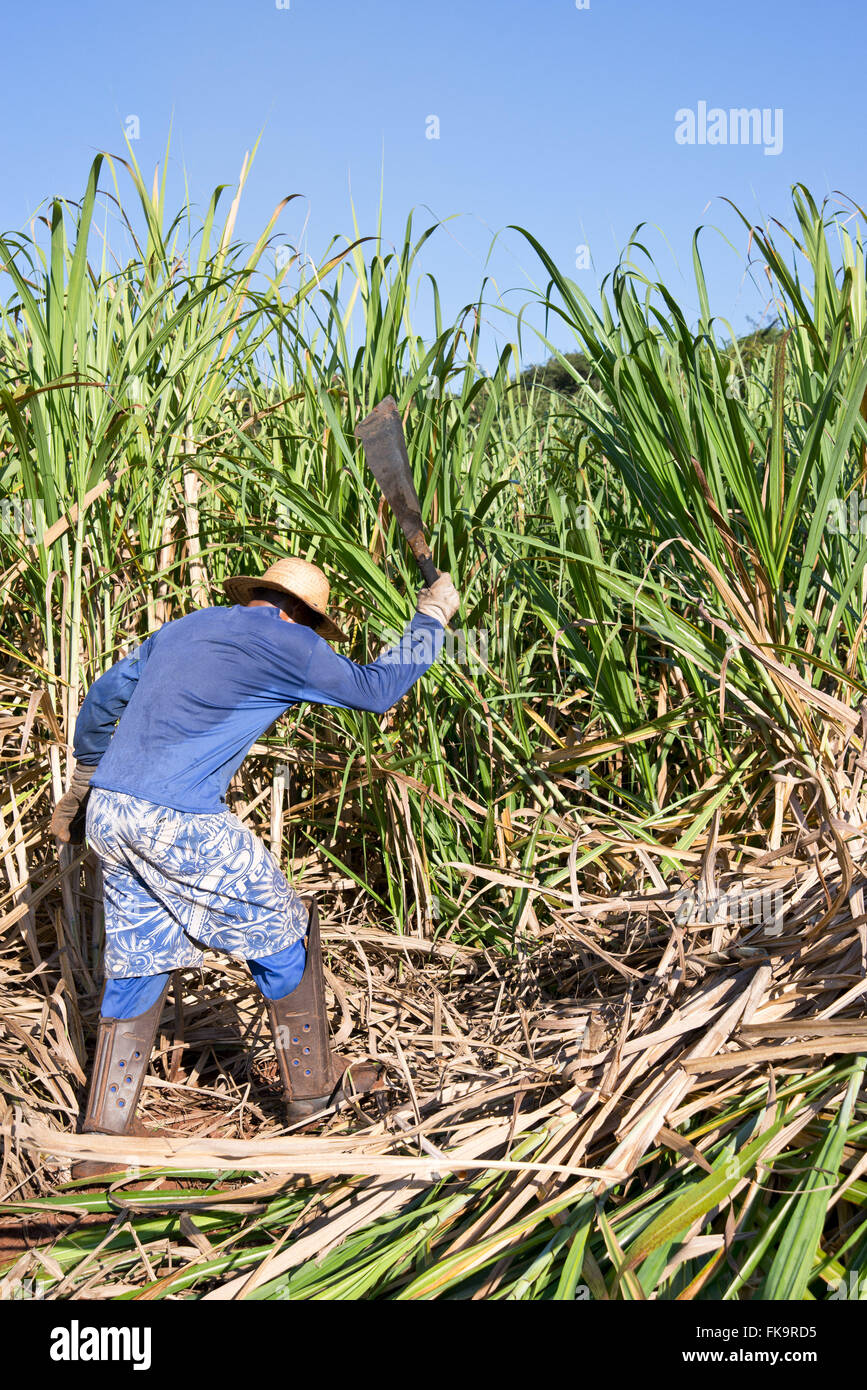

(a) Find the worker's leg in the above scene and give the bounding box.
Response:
[247,937,306,999]
[257,898,339,1120]
[257,898,380,1122]
[73,790,185,1177]
[71,973,172,1180]
[102,972,171,1019]
[86,789,206,978]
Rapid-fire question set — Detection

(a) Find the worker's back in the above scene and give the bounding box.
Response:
[85,605,324,813]
[75,602,444,814]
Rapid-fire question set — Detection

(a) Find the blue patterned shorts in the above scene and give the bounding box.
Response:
[85,788,309,978]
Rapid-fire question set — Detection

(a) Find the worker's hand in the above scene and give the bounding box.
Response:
[51,764,98,843]
[416,572,460,628]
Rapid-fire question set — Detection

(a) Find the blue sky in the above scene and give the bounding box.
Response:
[1,0,863,369]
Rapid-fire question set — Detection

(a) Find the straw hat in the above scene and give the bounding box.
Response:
[222,557,349,642]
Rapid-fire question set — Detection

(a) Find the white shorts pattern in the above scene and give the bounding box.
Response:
[85,788,308,978]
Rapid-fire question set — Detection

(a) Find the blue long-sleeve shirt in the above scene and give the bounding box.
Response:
[74,604,444,813]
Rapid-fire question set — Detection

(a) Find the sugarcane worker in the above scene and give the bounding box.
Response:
[52,556,460,1176]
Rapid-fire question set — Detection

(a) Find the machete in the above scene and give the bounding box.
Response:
[355,396,440,587]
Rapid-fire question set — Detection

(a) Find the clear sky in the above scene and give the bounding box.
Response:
[1,0,863,369]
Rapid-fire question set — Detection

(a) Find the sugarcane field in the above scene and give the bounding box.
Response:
[1,0,866,1338]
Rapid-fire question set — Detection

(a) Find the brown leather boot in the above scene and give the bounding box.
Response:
[72,981,171,1181]
[265,898,380,1124]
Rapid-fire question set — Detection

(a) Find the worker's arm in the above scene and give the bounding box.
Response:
[72,635,156,765]
[298,574,460,715]
[51,637,155,842]
[300,612,446,715]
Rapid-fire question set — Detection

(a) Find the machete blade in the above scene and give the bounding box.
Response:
[355,396,439,584]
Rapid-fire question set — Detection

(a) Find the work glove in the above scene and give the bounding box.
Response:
[51,762,98,843]
[415,572,460,628]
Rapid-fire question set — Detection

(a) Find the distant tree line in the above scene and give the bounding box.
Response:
[516,322,782,400]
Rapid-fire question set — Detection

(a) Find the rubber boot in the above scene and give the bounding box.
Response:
[265,898,380,1124]
[72,980,171,1181]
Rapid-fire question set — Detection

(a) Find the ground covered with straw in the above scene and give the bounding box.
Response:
[2,153,867,1298]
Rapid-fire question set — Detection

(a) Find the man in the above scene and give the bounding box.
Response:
[52,555,459,1177]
